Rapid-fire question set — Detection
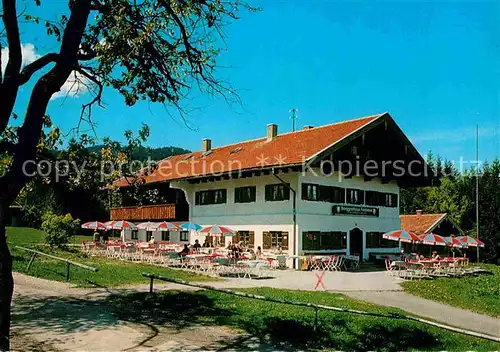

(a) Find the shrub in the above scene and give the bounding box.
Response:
[41,212,80,248]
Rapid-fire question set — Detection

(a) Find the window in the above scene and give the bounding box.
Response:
[301,184,345,203]
[232,231,255,247]
[132,230,138,240]
[302,231,347,250]
[302,184,319,201]
[180,231,189,241]
[365,191,379,206]
[195,189,227,205]
[263,231,289,250]
[346,189,365,205]
[366,232,397,248]
[265,184,290,201]
[331,187,345,203]
[386,193,398,208]
[235,186,256,203]
[161,231,170,241]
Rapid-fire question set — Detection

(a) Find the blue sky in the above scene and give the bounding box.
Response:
[5,0,500,164]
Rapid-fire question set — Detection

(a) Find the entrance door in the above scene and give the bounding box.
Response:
[349,228,363,256]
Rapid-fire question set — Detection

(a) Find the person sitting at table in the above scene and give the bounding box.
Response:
[431,251,441,260]
[256,246,263,259]
[248,249,256,260]
[418,253,425,260]
[149,233,155,245]
[202,238,210,248]
[226,241,232,250]
[232,244,241,258]
[179,244,190,257]
[192,239,201,252]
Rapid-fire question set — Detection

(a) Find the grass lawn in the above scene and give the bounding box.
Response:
[6,226,115,246]
[401,264,500,318]
[7,226,214,287]
[102,288,500,351]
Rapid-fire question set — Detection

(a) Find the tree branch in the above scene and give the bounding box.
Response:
[0,0,22,136]
[18,53,59,85]
[0,0,93,204]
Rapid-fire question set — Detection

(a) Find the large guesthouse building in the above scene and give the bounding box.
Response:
[114,113,432,262]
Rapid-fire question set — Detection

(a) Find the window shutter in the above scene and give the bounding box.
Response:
[249,231,255,247]
[232,232,240,244]
[284,184,290,200]
[301,183,308,200]
[281,232,289,250]
[265,185,271,201]
[263,231,271,249]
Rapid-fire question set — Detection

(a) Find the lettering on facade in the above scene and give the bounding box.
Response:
[331,204,379,217]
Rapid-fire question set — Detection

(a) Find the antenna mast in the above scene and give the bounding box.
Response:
[289,108,298,132]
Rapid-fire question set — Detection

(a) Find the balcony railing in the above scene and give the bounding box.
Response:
[110,203,176,221]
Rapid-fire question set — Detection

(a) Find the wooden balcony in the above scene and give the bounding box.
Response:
[110,203,176,221]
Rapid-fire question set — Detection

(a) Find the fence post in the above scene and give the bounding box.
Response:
[149,277,154,293]
[313,307,319,332]
[26,253,37,272]
[66,262,71,281]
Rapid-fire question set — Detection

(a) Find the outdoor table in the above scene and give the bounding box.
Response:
[390,260,407,269]
[343,255,360,270]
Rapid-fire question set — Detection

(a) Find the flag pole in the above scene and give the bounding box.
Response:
[475,124,480,262]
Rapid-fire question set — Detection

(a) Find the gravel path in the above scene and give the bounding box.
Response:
[11,273,271,351]
[345,291,500,339]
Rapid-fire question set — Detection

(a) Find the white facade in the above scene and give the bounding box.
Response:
[171,168,401,262]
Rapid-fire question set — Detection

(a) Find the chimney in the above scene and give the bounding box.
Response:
[303,125,314,130]
[267,123,278,141]
[202,138,211,152]
[416,210,423,216]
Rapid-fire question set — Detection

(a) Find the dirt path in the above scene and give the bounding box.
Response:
[11,273,268,351]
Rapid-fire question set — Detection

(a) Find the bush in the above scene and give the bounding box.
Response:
[41,212,80,248]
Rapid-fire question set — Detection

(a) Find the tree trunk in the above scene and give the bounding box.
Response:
[0,204,13,351]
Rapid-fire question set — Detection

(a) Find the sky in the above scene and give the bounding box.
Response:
[3,0,500,165]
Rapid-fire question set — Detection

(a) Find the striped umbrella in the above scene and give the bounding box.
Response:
[81,221,107,230]
[457,236,485,248]
[104,221,116,229]
[151,221,179,232]
[180,223,202,231]
[444,236,464,248]
[382,230,420,243]
[109,220,136,230]
[419,233,447,246]
[200,225,235,237]
[137,222,158,231]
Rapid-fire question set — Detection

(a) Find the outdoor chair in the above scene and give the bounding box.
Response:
[385,258,396,276]
[253,261,271,278]
[322,256,337,271]
[310,257,324,271]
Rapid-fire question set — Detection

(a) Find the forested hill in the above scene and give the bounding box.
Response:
[87,145,191,161]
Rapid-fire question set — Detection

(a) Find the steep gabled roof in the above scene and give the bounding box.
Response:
[114,113,383,186]
[400,213,447,234]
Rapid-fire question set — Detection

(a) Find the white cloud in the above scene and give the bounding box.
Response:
[1,43,40,73]
[1,43,89,100]
[51,70,90,100]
